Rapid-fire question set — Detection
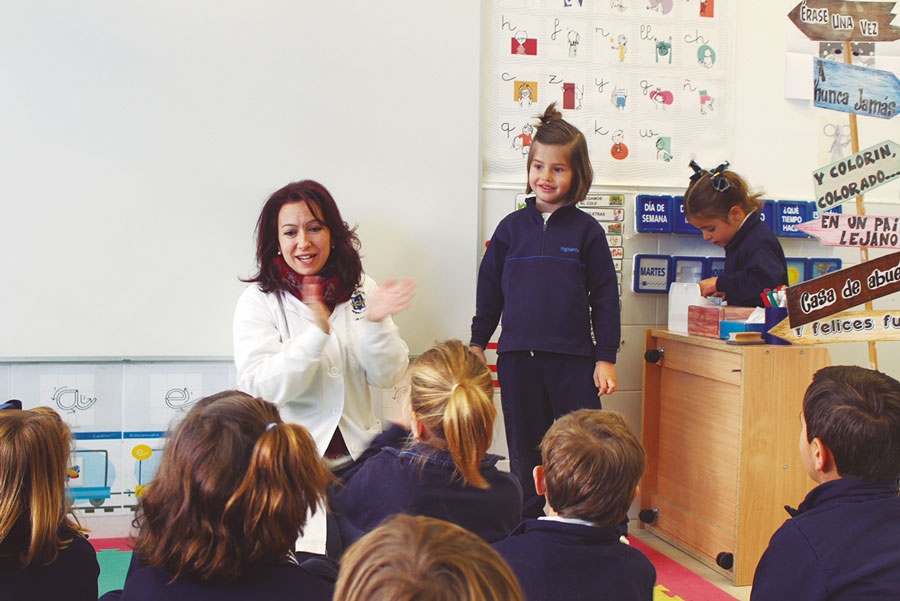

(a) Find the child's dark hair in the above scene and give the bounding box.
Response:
[803,365,900,480]
[525,102,593,204]
[683,161,763,221]
[540,409,645,528]
[132,390,334,582]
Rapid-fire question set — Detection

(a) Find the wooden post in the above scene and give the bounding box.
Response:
[843,41,879,370]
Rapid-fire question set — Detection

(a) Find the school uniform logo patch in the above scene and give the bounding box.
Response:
[351,292,366,315]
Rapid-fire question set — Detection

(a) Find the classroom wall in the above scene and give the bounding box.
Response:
[0,1,481,359]
[480,2,900,447]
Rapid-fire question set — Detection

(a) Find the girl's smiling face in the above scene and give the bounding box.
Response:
[278,201,331,276]
[528,142,574,212]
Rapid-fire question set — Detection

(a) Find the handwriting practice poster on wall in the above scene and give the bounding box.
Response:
[484,0,736,186]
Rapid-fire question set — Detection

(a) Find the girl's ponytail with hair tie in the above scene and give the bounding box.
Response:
[266,422,277,431]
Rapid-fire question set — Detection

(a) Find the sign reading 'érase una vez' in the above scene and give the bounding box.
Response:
[786,250,900,328]
[788,0,900,42]
[813,58,900,119]
[811,140,900,210]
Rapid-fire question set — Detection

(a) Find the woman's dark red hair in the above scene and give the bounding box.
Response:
[244,180,363,292]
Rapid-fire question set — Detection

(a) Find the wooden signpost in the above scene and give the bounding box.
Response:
[810,140,900,210]
[785,250,900,328]
[769,310,900,344]
[814,58,900,119]
[788,1,900,42]
[798,213,900,248]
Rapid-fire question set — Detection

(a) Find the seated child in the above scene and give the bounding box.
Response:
[334,514,524,601]
[684,160,787,306]
[0,405,100,601]
[113,391,336,601]
[493,409,656,601]
[751,366,900,601]
[331,339,522,549]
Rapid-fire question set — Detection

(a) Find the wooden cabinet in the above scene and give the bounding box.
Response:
[639,329,831,586]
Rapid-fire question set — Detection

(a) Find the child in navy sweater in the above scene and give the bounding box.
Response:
[684,160,787,306]
[331,340,522,550]
[493,409,656,601]
[751,366,900,601]
[0,405,99,601]
[109,391,335,601]
[470,103,620,518]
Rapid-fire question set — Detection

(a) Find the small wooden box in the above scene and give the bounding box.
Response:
[687,306,756,338]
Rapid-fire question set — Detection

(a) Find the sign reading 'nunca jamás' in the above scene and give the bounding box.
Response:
[798,213,900,249]
[809,140,900,210]
[813,58,900,119]
[785,250,900,328]
[788,1,900,42]
[769,310,900,344]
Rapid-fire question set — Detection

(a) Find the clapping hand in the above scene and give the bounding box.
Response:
[367,279,416,323]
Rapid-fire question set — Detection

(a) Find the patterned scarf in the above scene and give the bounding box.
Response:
[274,255,350,312]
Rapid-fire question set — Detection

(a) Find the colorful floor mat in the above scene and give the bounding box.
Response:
[92,536,741,601]
[629,538,741,601]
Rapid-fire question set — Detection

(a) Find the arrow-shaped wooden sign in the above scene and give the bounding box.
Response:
[810,140,900,211]
[769,310,900,344]
[789,1,900,42]
[814,58,900,119]
[785,250,900,328]
[798,213,900,248]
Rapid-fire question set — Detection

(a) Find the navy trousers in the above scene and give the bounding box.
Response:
[497,351,600,519]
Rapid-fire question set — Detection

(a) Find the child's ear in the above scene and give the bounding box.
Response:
[533,465,547,496]
[728,205,745,223]
[411,413,427,440]
[811,437,839,476]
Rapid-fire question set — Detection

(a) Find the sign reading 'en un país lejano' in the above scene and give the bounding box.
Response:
[798,213,900,249]
[785,250,900,328]
[788,1,900,42]
[809,140,900,211]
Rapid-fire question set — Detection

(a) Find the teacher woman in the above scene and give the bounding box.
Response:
[233,180,413,476]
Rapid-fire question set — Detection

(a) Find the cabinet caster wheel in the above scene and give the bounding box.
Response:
[638,507,658,524]
[716,552,734,570]
[644,348,664,363]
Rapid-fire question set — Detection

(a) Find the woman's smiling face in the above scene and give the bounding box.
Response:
[277,201,331,276]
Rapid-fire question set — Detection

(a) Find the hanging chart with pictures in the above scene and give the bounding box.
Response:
[484,0,736,186]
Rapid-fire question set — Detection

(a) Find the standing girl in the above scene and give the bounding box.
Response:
[684,161,787,306]
[331,340,522,548]
[470,103,620,518]
[0,405,99,601]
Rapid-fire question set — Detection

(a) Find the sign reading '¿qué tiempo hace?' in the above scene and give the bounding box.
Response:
[813,58,900,119]
[788,0,900,42]
[810,140,900,210]
[798,214,900,249]
[769,310,900,344]
[786,250,900,328]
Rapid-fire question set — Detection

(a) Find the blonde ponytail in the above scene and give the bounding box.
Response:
[410,340,496,488]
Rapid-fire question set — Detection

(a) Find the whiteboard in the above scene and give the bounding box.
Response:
[0,1,482,358]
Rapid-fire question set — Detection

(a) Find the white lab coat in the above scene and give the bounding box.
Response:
[233,276,410,555]
[233,275,410,459]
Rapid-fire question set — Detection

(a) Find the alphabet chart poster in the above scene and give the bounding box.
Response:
[484,0,736,186]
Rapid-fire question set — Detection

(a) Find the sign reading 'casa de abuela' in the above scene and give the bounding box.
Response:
[785,250,900,328]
